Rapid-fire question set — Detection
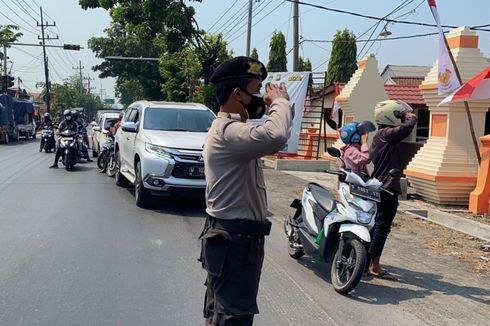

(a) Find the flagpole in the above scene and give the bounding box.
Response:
[427,0,481,163]
[441,35,481,163]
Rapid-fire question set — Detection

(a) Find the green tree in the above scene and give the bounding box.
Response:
[267,31,287,72]
[39,76,104,117]
[159,33,232,105]
[115,78,145,107]
[0,25,22,70]
[250,48,258,60]
[326,29,357,85]
[298,57,312,71]
[80,0,203,101]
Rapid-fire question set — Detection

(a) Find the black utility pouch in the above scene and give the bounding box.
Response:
[202,233,230,277]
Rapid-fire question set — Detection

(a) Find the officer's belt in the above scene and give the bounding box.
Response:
[207,215,271,237]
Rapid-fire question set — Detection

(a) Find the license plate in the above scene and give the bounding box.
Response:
[350,184,381,202]
[189,166,205,176]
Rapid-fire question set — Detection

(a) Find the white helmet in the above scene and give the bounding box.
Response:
[374,100,413,126]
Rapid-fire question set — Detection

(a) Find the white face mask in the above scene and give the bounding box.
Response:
[66,116,72,121]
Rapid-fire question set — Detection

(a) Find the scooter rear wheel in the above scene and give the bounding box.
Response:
[331,238,367,295]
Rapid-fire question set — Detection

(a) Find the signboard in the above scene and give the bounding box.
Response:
[104,98,115,105]
[252,71,310,154]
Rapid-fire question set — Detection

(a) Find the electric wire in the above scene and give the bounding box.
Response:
[224,0,269,39]
[284,0,490,32]
[207,0,240,32]
[0,11,38,35]
[211,1,249,34]
[0,0,40,34]
[228,0,287,44]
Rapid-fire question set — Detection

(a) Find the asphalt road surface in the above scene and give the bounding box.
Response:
[0,140,488,325]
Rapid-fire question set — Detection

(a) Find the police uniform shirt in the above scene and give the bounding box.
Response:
[203,98,293,221]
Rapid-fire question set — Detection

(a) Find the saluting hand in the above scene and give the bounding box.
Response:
[264,82,289,106]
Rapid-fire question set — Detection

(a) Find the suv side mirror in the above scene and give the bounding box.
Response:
[327,147,341,158]
[121,122,138,133]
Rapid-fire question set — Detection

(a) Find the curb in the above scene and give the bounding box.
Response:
[398,202,490,242]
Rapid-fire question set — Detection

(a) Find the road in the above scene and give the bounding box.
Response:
[0,140,488,325]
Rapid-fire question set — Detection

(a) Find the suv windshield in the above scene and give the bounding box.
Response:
[143,108,215,132]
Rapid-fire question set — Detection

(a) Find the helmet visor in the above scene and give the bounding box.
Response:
[357,120,376,135]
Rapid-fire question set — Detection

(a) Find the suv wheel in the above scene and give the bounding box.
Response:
[135,161,152,208]
[115,150,129,187]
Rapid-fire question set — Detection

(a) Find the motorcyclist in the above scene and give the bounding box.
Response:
[41,113,53,128]
[49,109,79,168]
[73,110,92,162]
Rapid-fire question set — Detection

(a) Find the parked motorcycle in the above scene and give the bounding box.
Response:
[284,147,400,294]
[97,130,116,176]
[58,130,80,171]
[39,126,56,153]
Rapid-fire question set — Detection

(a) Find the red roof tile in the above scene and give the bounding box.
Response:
[384,85,426,106]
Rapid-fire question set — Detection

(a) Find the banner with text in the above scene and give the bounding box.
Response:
[251,71,310,154]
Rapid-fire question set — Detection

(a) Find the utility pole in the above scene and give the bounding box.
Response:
[83,76,95,94]
[99,85,105,102]
[73,60,84,94]
[2,45,7,93]
[246,0,253,57]
[37,6,58,112]
[293,0,299,71]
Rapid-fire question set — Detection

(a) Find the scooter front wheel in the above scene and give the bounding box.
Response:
[331,238,367,295]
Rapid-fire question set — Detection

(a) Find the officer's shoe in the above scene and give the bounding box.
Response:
[49,164,59,169]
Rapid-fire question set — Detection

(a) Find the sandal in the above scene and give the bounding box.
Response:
[367,270,398,281]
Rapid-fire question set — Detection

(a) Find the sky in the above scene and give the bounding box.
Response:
[4,0,490,103]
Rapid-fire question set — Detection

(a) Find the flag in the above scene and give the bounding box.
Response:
[331,100,340,125]
[330,83,342,125]
[428,0,461,95]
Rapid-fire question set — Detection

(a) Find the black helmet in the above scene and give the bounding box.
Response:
[63,109,73,121]
[71,109,80,120]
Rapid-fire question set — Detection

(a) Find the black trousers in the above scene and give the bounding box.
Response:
[199,224,265,326]
[369,191,399,257]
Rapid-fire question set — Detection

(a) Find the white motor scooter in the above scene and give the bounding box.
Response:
[284,147,399,294]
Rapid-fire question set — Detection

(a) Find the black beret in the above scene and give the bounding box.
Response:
[210,56,268,84]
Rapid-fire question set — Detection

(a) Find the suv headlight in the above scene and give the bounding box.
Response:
[145,143,172,159]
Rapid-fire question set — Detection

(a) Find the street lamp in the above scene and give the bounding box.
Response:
[379,26,392,37]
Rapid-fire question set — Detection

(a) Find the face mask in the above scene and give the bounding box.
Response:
[66,116,72,121]
[239,89,266,120]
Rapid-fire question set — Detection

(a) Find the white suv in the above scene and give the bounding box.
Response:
[114,100,216,207]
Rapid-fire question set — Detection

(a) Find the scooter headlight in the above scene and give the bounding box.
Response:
[354,209,375,224]
[342,187,376,224]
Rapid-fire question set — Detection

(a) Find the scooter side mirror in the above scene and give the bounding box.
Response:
[327,147,341,158]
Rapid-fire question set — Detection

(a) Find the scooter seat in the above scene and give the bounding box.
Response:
[308,183,336,212]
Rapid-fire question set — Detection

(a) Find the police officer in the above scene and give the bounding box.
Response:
[199,56,293,325]
[49,109,79,168]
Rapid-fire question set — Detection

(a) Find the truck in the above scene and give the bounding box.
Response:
[0,94,19,144]
[13,97,36,140]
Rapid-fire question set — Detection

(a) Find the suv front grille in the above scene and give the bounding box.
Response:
[172,162,205,179]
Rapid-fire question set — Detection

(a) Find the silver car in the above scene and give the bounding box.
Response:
[114,101,216,208]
